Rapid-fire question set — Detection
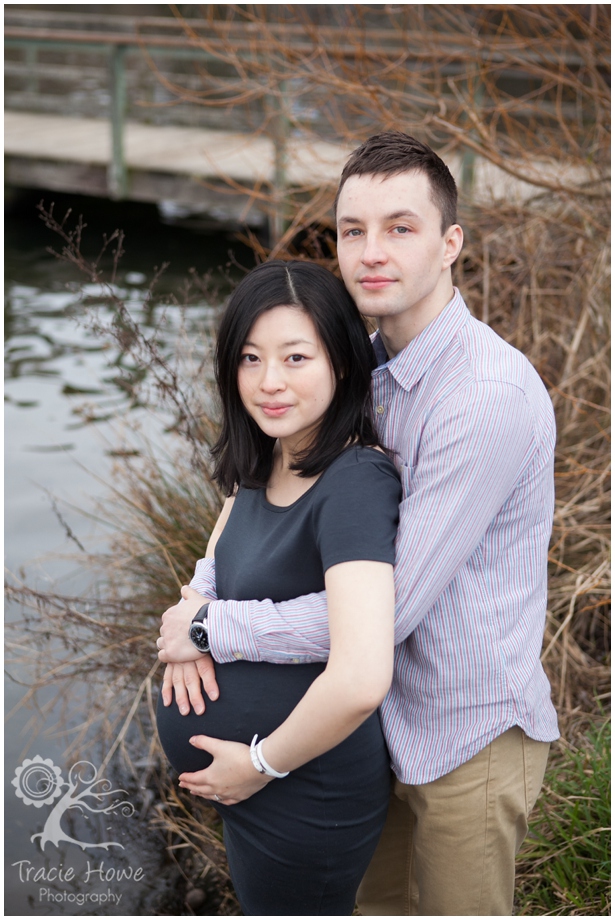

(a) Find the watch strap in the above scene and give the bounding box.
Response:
[192,602,210,625]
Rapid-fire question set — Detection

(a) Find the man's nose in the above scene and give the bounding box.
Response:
[361,233,387,265]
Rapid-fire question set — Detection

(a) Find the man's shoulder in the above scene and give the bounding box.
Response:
[454,312,538,391]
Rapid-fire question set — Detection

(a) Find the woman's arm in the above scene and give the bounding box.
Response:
[178,558,395,804]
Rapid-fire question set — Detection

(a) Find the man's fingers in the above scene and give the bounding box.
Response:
[181,584,202,602]
[195,655,219,702]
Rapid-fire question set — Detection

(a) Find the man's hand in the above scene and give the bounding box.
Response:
[161,660,219,715]
[158,585,211,663]
[179,736,274,805]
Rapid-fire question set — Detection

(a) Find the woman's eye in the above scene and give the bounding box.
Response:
[240,353,259,364]
[287,354,308,364]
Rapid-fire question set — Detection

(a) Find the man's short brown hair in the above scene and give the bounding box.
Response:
[335,131,458,234]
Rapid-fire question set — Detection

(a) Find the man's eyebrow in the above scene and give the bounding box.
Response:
[338,209,422,224]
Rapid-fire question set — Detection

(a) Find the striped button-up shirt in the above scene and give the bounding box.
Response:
[196,289,559,783]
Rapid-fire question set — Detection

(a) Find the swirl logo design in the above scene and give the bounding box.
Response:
[12,756,135,852]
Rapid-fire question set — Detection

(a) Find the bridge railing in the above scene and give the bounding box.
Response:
[5,18,289,203]
[5,8,606,239]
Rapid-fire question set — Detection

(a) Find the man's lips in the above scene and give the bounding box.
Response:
[359,276,397,290]
[259,403,293,417]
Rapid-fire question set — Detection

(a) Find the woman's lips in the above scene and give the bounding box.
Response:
[260,404,293,417]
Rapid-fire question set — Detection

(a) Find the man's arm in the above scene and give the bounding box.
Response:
[386,380,541,639]
[165,380,540,665]
[206,380,540,657]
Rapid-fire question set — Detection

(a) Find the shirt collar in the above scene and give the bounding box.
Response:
[372,288,470,391]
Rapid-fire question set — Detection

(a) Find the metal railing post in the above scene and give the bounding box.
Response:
[24,43,38,96]
[108,44,127,199]
[268,81,289,245]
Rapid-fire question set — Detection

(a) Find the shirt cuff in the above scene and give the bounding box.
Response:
[207,599,261,663]
[188,556,217,599]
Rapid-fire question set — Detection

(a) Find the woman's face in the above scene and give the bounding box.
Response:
[238,305,336,458]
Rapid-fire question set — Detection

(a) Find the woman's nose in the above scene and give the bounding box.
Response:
[260,362,286,392]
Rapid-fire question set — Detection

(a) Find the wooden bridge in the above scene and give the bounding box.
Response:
[5,8,600,239]
[5,109,351,234]
[4,9,365,238]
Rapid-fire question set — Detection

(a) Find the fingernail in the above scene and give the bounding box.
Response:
[195,706,204,715]
[180,705,189,715]
[209,691,218,701]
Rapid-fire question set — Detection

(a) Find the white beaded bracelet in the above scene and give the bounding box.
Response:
[249,734,289,779]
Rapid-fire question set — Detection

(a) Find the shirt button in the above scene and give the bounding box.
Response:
[292,658,300,664]
[233,652,244,660]
[376,405,385,415]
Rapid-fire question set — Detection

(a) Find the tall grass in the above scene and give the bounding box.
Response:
[516,719,611,916]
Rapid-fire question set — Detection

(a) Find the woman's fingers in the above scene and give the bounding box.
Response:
[195,655,219,702]
[161,663,175,707]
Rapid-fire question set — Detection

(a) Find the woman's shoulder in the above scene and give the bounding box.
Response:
[314,446,401,508]
[326,445,399,480]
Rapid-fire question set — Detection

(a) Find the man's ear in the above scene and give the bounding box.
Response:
[442,224,464,269]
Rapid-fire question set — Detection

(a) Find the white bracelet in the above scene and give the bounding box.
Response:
[249,734,289,779]
[249,734,267,774]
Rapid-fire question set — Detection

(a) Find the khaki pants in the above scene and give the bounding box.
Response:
[357,726,551,916]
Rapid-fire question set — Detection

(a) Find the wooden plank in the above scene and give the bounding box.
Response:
[4,153,269,226]
[4,111,351,186]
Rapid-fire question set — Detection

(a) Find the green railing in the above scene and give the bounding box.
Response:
[4,23,294,233]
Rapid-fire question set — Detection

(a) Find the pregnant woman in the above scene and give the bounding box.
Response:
[156,260,401,916]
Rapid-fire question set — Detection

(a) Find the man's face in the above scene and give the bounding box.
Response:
[336,170,460,325]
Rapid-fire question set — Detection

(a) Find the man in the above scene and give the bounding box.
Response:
[158,132,559,915]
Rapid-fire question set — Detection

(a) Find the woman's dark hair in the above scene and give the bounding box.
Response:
[211,260,380,494]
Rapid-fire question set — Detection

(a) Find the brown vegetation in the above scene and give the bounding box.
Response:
[153,2,610,731]
[6,4,609,914]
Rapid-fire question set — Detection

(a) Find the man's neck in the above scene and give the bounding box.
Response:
[379,285,456,359]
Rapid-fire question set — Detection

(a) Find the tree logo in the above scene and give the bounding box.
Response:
[12,755,135,852]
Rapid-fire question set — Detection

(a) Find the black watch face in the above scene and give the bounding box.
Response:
[189,623,210,653]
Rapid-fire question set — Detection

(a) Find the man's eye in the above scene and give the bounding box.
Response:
[393,226,410,234]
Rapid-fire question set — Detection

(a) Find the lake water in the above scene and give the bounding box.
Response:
[5,189,253,915]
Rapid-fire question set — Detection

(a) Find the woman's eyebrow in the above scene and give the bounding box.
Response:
[242,338,314,348]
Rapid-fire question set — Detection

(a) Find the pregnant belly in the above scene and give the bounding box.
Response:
[156,660,326,774]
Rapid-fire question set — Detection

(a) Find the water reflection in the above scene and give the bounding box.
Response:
[5,189,251,916]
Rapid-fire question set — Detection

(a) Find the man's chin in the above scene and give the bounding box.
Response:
[355,297,402,318]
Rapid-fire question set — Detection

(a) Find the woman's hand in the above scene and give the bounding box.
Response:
[161,661,219,715]
[179,736,274,805]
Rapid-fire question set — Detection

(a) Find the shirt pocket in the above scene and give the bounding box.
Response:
[398,462,417,499]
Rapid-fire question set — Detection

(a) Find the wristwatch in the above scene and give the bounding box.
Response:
[189,603,211,653]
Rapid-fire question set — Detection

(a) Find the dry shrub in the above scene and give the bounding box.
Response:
[159,3,610,729]
[456,195,610,736]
